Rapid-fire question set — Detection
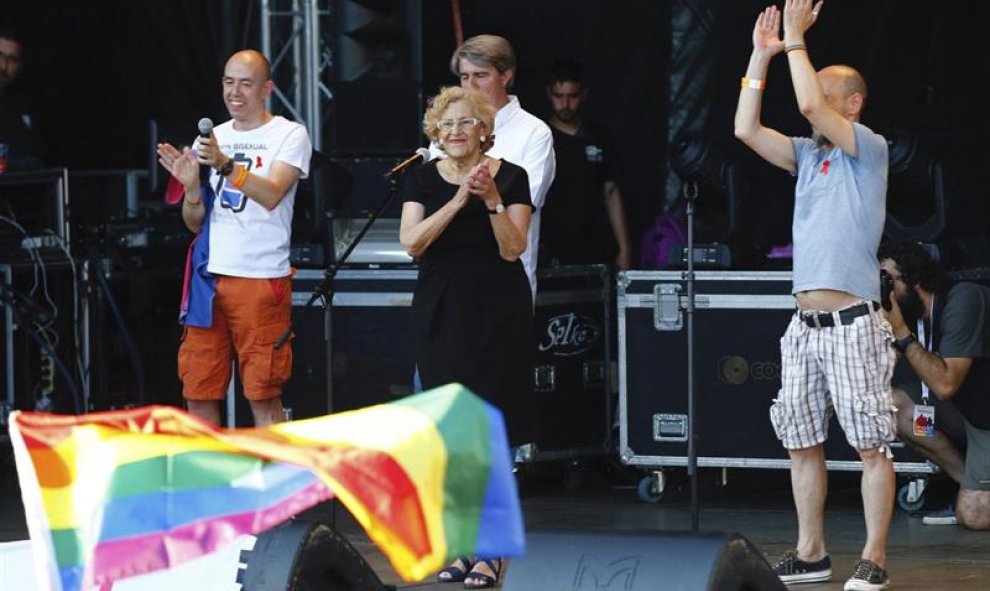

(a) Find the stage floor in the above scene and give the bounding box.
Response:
[1,460,987,589]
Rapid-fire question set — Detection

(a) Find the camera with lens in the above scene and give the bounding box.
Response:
[880,269,894,311]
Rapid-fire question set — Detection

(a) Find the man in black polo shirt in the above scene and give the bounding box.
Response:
[0,25,43,171]
[881,241,990,530]
[539,59,631,270]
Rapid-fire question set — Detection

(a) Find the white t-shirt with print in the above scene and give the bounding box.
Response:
[204,115,312,278]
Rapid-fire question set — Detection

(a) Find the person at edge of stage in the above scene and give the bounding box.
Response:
[880,241,990,531]
[0,24,44,171]
[734,2,895,590]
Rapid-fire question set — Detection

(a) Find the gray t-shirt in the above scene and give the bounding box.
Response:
[938,282,990,429]
[791,123,888,301]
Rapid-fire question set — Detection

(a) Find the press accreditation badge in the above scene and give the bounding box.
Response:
[913,405,936,438]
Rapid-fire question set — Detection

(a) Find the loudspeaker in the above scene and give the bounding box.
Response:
[504,530,785,591]
[532,265,612,456]
[330,0,423,155]
[237,519,390,591]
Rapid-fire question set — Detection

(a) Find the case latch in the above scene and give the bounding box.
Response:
[653,413,688,442]
[653,283,682,331]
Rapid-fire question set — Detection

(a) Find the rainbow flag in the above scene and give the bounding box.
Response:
[10,383,525,591]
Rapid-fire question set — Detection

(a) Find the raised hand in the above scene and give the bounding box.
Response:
[753,5,784,56]
[783,0,823,40]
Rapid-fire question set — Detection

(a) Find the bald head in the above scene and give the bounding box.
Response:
[820,65,867,101]
[222,49,274,129]
[226,50,272,82]
[817,64,868,122]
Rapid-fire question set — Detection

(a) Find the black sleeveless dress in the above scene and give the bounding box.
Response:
[400,160,536,446]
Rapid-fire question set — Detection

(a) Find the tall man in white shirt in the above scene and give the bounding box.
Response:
[431,34,555,299]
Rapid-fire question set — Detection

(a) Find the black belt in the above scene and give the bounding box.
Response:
[801,301,879,328]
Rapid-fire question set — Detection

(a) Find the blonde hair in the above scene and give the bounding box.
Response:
[423,86,496,152]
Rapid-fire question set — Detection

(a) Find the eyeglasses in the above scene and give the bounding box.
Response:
[437,117,481,132]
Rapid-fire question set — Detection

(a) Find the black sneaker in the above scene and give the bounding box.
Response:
[921,504,958,525]
[772,549,832,584]
[843,559,890,591]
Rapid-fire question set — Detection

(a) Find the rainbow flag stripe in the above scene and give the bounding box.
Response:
[10,383,525,591]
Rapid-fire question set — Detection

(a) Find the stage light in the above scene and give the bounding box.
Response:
[669,132,744,241]
[331,0,423,154]
[884,127,945,242]
[667,132,748,270]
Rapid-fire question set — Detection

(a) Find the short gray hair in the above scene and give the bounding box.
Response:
[449,34,516,78]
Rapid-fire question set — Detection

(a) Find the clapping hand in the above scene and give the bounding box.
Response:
[783,0,823,40]
[157,143,199,191]
[465,159,493,198]
[752,5,784,55]
[193,133,226,170]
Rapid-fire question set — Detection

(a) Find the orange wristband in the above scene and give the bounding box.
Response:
[741,77,766,90]
[230,166,249,189]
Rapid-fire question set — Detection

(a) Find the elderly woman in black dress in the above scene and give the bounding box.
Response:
[399,86,535,589]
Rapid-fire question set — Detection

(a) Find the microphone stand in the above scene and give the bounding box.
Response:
[683,180,699,532]
[271,161,413,532]
[273,165,412,417]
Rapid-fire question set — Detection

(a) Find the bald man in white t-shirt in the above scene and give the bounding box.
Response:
[157,49,312,427]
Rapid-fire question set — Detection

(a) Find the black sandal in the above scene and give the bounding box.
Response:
[437,556,473,583]
[464,557,502,589]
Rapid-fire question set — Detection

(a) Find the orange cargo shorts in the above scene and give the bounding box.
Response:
[178,274,294,401]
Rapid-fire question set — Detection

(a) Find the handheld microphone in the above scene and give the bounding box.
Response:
[198,118,214,137]
[384,147,431,179]
[196,118,216,184]
[192,118,214,160]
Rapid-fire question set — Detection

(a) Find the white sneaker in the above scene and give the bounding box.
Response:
[843,559,890,591]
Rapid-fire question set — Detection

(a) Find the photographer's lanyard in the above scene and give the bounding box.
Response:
[916,295,936,404]
[913,296,936,438]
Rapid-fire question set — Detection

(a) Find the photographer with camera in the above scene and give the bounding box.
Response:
[879,241,990,530]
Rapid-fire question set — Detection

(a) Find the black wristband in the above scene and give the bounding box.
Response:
[219,158,235,177]
[893,334,916,354]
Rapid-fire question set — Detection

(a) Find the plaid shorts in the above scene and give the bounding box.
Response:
[770,302,896,451]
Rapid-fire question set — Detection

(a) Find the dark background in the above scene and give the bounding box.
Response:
[2,0,989,413]
[6,0,989,268]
